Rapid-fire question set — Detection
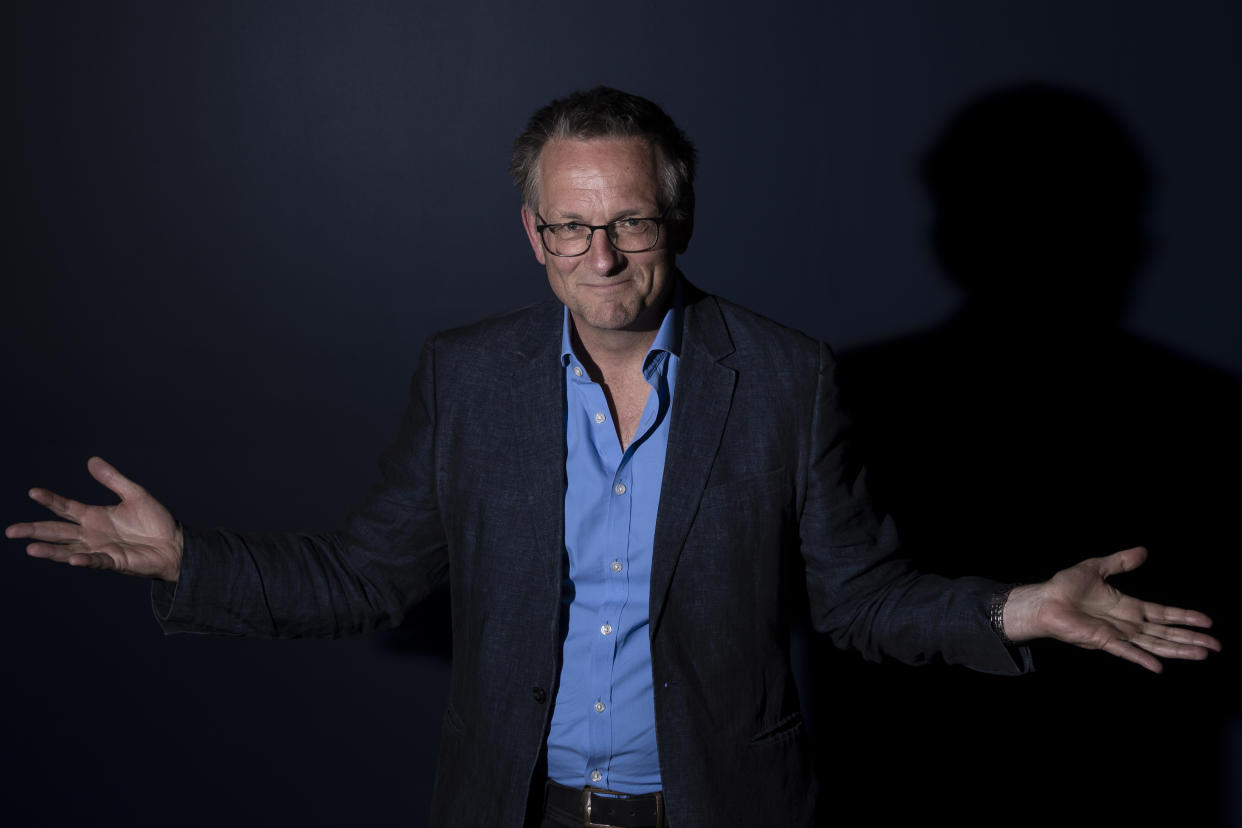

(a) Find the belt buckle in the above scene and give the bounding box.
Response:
[582,787,609,828]
[581,786,664,828]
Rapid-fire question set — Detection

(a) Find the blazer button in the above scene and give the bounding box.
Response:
[531,686,547,704]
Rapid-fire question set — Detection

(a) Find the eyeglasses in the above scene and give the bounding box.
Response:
[535,211,668,257]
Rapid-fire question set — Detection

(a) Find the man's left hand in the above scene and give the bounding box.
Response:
[1002,546,1221,673]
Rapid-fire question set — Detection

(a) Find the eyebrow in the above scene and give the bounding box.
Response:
[545,207,653,223]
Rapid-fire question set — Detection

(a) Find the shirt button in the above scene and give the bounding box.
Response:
[600,623,613,636]
[594,701,606,713]
[594,412,606,424]
[590,770,603,783]
[614,483,626,495]
[611,561,623,573]
[572,365,583,377]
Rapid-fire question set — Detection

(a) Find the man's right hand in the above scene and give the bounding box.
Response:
[6,456,182,582]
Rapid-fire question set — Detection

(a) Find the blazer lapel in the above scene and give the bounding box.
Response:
[649,288,737,638]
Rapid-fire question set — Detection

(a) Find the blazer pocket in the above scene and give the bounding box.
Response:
[749,710,805,745]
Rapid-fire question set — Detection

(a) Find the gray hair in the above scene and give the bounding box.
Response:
[509,87,697,236]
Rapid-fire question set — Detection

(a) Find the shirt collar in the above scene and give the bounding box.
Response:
[559,279,683,376]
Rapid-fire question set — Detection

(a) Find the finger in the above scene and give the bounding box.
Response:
[26,540,87,562]
[1140,623,1222,653]
[5,520,84,543]
[67,549,120,570]
[1141,602,1214,630]
[27,488,86,523]
[87,456,146,501]
[1094,546,1148,578]
[28,540,125,571]
[1101,637,1162,673]
[1129,631,1214,661]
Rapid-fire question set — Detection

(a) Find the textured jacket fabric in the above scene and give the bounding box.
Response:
[154,281,1024,828]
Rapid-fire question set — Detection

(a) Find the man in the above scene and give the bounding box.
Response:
[6,87,1220,828]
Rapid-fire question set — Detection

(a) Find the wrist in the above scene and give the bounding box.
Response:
[1000,583,1045,642]
[165,522,184,583]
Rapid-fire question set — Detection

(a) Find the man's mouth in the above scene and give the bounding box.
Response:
[582,278,631,290]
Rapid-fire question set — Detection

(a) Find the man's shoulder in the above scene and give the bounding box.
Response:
[713,294,820,346]
[687,286,826,368]
[430,299,562,359]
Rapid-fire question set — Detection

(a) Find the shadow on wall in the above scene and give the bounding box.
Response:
[808,83,1240,827]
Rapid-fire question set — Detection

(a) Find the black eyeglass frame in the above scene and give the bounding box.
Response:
[534,209,671,257]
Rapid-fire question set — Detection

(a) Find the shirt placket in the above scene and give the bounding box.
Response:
[575,367,662,790]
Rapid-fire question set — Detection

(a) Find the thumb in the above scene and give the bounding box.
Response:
[86,456,146,501]
[1095,546,1148,579]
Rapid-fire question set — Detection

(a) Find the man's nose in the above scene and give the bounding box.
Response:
[585,227,623,274]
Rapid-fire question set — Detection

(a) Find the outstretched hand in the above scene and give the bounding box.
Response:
[1003,546,1220,673]
[6,457,182,582]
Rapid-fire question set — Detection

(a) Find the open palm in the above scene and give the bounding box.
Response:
[1005,546,1220,673]
[6,456,182,582]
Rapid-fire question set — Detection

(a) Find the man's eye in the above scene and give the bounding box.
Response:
[559,222,584,233]
[614,219,646,233]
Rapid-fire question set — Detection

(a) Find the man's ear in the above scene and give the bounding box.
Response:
[521,206,547,266]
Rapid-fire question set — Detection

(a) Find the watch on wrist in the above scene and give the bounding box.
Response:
[989,587,1016,647]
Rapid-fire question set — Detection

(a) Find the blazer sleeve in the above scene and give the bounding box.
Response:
[799,341,1030,674]
[151,337,449,638]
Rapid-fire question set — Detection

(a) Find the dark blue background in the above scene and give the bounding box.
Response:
[7,2,1240,825]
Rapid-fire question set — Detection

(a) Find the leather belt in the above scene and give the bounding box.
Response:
[544,779,666,828]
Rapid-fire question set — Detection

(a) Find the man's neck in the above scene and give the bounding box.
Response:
[570,321,660,383]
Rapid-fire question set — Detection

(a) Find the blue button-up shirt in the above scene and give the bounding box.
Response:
[546,299,681,794]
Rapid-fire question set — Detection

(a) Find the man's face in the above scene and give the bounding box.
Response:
[521,137,679,337]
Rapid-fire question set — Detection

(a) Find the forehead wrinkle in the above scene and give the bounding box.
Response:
[543,177,659,222]
[537,137,662,221]
[545,201,656,226]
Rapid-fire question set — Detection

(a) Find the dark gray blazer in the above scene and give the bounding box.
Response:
[156,280,1024,828]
